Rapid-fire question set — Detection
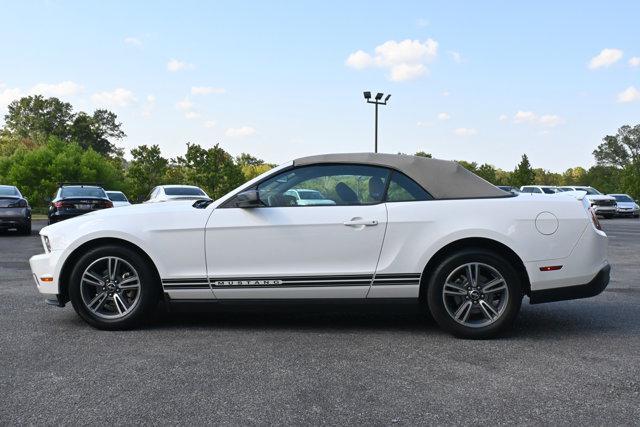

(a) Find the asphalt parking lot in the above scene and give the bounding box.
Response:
[1,219,639,425]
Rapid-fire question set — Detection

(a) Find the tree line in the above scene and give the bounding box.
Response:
[0,95,638,209]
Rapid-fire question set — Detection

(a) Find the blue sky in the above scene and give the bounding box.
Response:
[1,0,639,170]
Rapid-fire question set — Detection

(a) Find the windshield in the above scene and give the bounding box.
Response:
[612,195,633,202]
[575,187,601,195]
[61,186,107,198]
[164,187,206,196]
[297,190,325,200]
[0,186,19,197]
[106,192,128,202]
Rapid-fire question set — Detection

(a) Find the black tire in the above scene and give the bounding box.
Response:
[69,244,159,330]
[426,248,523,339]
[19,221,31,235]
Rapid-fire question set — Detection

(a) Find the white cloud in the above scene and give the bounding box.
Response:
[617,86,640,103]
[416,121,433,128]
[538,114,564,127]
[346,38,438,81]
[175,98,193,111]
[588,48,623,69]
[191,86,226,95]
[91,88,135,107]
[514,110,537,123]
[167,58,194,72]
[437,112,450,121]
[448,51,462,63]
[0,86,23,107]
[453,128,477,136]
[204,120,217,128]
[498,114,508,121]
[389,63,426,81]
[225,126,256,138]
[442,91,450,97]
[184,111,201,120]
[124,37,142,47]
[629,57,640,67]
[512,110,565,126]
[29,81,83,97]
[345,50,374,69]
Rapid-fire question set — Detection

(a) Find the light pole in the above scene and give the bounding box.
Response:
[363,91,391,153]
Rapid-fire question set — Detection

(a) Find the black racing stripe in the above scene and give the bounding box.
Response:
[163,284,210,289]
[162,278,208,284]
[374,273,421,278]
[372,282,420,286]
[209,275,373,282]
[212,283,369,289]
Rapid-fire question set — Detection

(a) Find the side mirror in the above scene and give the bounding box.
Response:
[236,189,261,208]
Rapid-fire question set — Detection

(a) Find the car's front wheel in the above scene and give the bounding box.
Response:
[69,245,159,329]
[426,248,523,339]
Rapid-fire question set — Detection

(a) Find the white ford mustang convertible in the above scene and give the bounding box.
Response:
[30,153,610,338]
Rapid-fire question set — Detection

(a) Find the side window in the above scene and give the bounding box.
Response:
[520,187,532,193]
[532,187,543,194]
[385,171,433,202]
[254,164,391,207]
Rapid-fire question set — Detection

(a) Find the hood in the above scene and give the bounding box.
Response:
[40,200,200,249]
[584,194,615,201]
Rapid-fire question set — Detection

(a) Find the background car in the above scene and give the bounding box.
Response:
[0,185,31,235]
[144,185,210,203]
[497,185,520,195]
[283,188,337,205]
[608,194,639,218]
[558,186,617,218]
[520,185,559,194]
[48,183,113,224]
[106,191,131,207]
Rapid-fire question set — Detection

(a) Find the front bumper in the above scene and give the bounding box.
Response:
[29,250,63,295]
[529,264,610,304]
[592,206,616,215]
[616,208,639,217]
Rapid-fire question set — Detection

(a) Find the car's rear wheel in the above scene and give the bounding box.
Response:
[426,248,522,339]
[69,245,159,329]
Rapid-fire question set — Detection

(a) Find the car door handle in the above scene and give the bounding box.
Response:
[343,219,378,227]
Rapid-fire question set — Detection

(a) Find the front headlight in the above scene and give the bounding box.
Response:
[42,235,52,253]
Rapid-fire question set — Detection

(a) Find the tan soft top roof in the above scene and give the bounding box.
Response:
[294,153,509,199]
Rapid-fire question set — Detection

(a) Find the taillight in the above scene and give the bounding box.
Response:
[52,201,74,208]
[589,208,602,230]
[8,199,27,208]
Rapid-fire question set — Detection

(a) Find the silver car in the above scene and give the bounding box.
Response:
[609,194,639,218]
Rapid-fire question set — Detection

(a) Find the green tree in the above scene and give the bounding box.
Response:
[69,110,126,156]
[475,163,497,183]
[510,154,535,187]
[236,153,264,166]
[593,125,640,167]
[126,145,168,201]
[561,167,588,185]
[2,95,125,156]
[3,95,73,142]
[0,137,125,208]
[414,151,432,158]
[174,143,245,199]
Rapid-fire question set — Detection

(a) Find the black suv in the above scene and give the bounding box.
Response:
[48,183,113,224]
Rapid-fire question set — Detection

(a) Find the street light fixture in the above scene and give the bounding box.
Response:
[363,91,391,153]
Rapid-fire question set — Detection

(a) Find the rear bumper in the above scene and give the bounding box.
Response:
[0,208,30,227]
[529,264,610,304]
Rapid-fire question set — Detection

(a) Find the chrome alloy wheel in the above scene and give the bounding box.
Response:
[79,256,141,319]
[441,262,509,328]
